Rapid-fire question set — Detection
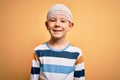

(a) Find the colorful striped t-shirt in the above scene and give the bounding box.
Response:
[30,42,85,80]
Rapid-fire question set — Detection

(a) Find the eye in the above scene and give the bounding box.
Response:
[61,20,66,23]
[49,19,56,22]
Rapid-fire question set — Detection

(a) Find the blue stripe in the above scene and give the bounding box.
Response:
[35,50,79,59]
[40,64,74,74]
[31,67,40,74]
[74,69,85,77]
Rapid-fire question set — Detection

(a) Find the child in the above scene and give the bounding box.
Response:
[30,4,85,80]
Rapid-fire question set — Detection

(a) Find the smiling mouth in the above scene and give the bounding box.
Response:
[53,29,63,32]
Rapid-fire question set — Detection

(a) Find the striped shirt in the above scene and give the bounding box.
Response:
[30,42,85,80]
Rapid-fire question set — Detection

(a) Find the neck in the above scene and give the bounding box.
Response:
[47,37,69,50]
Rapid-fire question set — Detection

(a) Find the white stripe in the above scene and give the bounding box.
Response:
[34,44,49,51]
[32,60,40,67]
[40,57,75,66]
[30,74,40,80]
[40,71,74,80]
[75,77,85,80]
[65,46,82,54]
[75,62,85,70]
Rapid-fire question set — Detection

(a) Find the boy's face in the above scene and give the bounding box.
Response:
[45,15,74,39]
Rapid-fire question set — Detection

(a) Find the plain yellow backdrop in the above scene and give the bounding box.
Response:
[0,0,120,80]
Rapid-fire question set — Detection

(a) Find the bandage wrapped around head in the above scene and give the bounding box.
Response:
[47,4,72,22]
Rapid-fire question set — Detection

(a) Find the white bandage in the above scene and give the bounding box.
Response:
[47,4,72,22]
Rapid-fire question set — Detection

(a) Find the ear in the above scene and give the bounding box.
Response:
[45,21,49,30]
[70,22,74,27]
[68,22,74,31]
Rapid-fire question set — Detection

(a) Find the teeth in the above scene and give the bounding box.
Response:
[53,29,62,31]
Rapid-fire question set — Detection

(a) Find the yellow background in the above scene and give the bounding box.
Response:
[0,0,120,80]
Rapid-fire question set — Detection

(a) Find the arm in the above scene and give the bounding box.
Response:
[74,55,85,80]
[30,53,40,80]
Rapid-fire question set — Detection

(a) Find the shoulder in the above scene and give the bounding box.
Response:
[66,44,83,55]
[34,43,48,51]
[68,44,82,52]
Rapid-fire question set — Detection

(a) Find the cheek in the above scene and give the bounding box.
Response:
[67,27,71,31]
[65,26,71,31]
[47,24,54,28]
[46,24,52,30]
[47,26,53,32]
[45,22,53,29]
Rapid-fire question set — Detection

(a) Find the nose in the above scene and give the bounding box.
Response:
[55,20,60,27]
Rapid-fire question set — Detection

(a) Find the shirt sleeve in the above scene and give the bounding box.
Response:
[30,53,40,80]
[74,52,85,80]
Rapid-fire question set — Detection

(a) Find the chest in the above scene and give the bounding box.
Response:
[38,50,79,66]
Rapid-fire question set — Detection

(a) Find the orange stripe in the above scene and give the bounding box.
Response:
[75,56,84,65]
[33,53,39,61]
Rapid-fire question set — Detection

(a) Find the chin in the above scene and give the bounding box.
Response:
[50,32,66,39]
[51,35,64,39]
[52,36,62,39]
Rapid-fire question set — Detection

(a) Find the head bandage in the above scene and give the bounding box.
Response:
[47,4,72,22]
